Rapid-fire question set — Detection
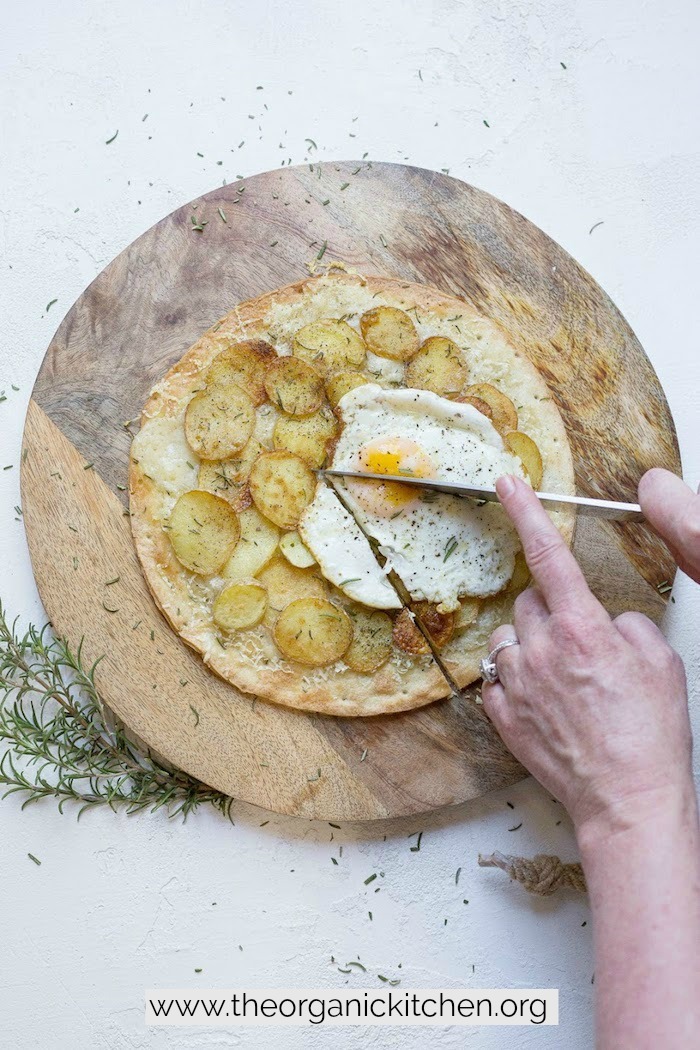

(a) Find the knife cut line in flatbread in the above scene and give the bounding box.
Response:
[324,476,466,700]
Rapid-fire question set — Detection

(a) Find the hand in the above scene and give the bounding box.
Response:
[638,468,700,584]
[481,475,692,835]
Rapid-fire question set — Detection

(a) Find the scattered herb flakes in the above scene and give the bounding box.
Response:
[191,215,208,233]
[83,462,94,471]
[218,207,228,224]
[316,241,328,261]
[194,968,202,973]
[418,69,423,81]
[102,602,120,614]
[270,240,278,247]
[46,299,58,313]
[189,705,201,727]
[321,198,330,206]
[368,911,372,920]
[455,867,462,885]
[345,961,366,972]
[561,61,567,69]
[483,119,490,127]
[506,801,514,809]
[657,580,673,594]
[305,138,317,151]
[589,220,604,235]
[331,857,338,866]
[105,130,119,145]
[340,182,350,191]
[28,853,42,866]
[105,577,120,586]
[508,822,523,832]
[360,748,368,762]
[364,873,377,885]
[410,831,423,852]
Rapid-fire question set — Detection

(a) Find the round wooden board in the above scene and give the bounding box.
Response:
[21,161,680,821]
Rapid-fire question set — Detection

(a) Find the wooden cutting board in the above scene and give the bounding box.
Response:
[21,161,680,820]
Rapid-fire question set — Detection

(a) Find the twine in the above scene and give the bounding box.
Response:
[478,851,587,896]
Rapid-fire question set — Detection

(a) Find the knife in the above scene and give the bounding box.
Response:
[320,469,644,522]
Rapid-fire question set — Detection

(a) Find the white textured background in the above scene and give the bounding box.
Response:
[1,1,699,1047]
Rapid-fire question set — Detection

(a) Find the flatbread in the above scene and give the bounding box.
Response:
[130,271,575,715]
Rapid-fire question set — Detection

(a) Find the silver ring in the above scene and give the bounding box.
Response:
[480,638,519,684]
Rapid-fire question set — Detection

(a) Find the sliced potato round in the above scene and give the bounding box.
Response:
[405,336,467,397]
[185,382,255,460]
[360,306,419,361]
[197,439,264,511]
[272,409,338,469]
[504,431,543,488]
[258,555,327,628]
[279,531,316,568]
[222,506,279,581]
[508,551,531,594]
[325,370,371,409]
[413,601,455,650]
[213,580,267,631]
[263,357,324,416]
[273,598,353,667]
[207,340,277,406]
[168,489,240,575]
[457,395,493,421]
[461,383,518,435]
[454,596,481,632]
[392,608,429,655]
[293,319,366,377]
[344,608,394,673]
[249,451,316,530]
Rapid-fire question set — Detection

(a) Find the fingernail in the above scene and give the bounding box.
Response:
[497,475,516,498]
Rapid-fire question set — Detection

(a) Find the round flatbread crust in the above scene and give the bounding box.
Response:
[130,272,575,715]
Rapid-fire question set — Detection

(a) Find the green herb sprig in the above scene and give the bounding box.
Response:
[0,605,232,820]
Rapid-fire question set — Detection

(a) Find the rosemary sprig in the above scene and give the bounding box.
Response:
[0,604,232,820]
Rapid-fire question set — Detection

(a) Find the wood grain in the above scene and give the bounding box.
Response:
[21,161,680,819]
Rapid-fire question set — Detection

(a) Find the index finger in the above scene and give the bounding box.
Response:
[496,474,592,611]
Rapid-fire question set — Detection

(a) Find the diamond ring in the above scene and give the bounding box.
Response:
[480,637,520,684]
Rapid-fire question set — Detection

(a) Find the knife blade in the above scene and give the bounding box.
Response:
[320,469,644,522]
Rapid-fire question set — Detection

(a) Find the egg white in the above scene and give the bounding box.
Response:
[299,483,402,609]
[330,385,525,611]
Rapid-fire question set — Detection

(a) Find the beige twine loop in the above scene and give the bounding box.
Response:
[478,851,587,896]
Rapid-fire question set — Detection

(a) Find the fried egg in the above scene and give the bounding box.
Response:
[299,483,401,609]
[327,385,526,611]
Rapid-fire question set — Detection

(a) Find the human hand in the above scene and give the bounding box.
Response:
[638,468,700,584]
[481,475,692,836]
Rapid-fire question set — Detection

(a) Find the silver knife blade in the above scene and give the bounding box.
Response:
[320,469,644,522]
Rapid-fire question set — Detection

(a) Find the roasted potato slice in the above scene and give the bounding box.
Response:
[454,596,481,632]
[461,383,518,435]
[197,439,264,511]
[222,507,279,581]
[258,555,327,628]
[263,357,324,416]
[405,336,467,397]
[168,490,240,575]
[458,394,493,421]
[207,340,276,406]
[273,598,353,667]
[292,319,366,377]
[392,608,429,655]
[344,608,394,673]
[248,451,316,530]
[279,530,316,568]
[360,306,420,361]
[213,580,267,631]
[325,370,371,409]
[504,431,543,488]
[413,600,455,650]
[185,382,255,460]
[272,409,338,469]
[507,551,531,594]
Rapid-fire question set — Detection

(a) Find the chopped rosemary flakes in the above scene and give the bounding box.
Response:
[28,853,42,866]
[410,831,423,852]
[46,299,58,312]
[364,873,377,885]
[105,130,119,144]
[189,705,200,727]
[317,241,328,260]
[218,207,227,223]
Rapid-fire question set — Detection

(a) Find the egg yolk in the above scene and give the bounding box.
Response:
[348,437,436,517]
